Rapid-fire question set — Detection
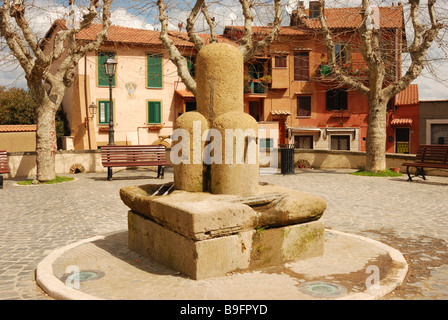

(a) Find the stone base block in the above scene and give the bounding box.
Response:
[128,210,324,280]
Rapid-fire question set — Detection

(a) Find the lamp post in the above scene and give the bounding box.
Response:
[104,57,117,146]
[104,57,117,181]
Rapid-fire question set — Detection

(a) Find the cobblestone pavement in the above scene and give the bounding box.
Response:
[0,168,447,300]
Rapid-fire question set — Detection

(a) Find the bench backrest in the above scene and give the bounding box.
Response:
[415,145,448,164]
[100,145,169,164]
[0,150,10,173]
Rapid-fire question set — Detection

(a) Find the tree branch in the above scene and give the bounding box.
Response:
[317,0,370,94]
[201,2,217,44]
[157,0,197,96]
[186,0,205,51]
[0,1,34,76]
[384,0,443,98]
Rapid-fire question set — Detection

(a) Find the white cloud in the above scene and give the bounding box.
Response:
[111,8,155,30]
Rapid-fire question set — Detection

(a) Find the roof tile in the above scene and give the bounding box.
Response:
[395,84,419,105]
[0,125,37,132]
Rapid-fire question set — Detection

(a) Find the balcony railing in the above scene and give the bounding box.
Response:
[318,62,369,78]
[244,79,269,94]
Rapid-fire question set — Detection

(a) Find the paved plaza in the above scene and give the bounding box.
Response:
[0,168,447,300]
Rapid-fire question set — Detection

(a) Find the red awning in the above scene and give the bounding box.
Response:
[391,118,413,126]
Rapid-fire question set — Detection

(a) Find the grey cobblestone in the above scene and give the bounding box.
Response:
[0,168,447,299]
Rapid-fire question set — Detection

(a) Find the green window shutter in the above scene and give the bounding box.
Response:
[98,52,116,87]
[98,100,110,125]
[148,101,161,124]
[187,56,195,78]
[147,54,163,88]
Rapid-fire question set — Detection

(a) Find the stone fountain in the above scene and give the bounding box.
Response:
[120,43,327,280]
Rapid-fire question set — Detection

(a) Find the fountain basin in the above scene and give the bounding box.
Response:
[121,183,326,280]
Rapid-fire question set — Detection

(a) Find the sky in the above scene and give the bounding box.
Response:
[0,0,447,101]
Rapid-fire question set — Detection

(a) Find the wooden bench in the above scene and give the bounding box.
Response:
[0,150,10,189]
[402,145,448,181]
[100,145,171,181]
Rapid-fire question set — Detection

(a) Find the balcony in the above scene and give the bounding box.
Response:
[317,62,369,79]
[244,77,270,95]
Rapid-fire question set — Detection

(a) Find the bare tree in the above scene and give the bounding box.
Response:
[156,0,282,96]
[316,0,444,172]
[0,0,113,181]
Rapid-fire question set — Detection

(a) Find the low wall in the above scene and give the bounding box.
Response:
[293,149,448,177]
[293,149,414,171]
[4,148,447,179]
[6,150,104,178]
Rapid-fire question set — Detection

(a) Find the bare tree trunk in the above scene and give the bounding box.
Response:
[35,99,58,181]
[1,0,112,181]
[365,97,387,172]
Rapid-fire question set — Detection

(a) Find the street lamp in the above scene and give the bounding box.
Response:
[104,57,117,146]
[104,57,117,181]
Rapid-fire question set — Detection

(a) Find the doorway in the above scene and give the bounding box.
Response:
[395,127,410,154]
[249,100,263,122]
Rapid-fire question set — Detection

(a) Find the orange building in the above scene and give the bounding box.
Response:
[224,2,419,154]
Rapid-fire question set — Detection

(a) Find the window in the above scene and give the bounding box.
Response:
[98,100,110,125]
[309,1,320,18]
[294,52,309,81]
[330,135,350,151]
[185,101,197,112]
[249,63,263,79]
[147,101,162,124]
[260,138,273,148]
[335,43,350,64]
[297,96,311,117]
[295,135,313,149]
[326,89,348,111]
[431,124,448,145]
[98,52,116,87]
[274,55,287,68]
[186,56,195,78]
[147,54,163,88]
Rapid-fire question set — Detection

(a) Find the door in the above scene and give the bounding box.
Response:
[249,100,263,122]
[395,127,410,154]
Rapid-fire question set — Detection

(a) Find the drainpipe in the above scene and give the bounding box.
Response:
[137,126,147,145]
[84,55,92,149]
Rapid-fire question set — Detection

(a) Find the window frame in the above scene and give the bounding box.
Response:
[147,100,163,125]
[97,99,115,126]
[186,56,196,78]
[330,135,350,151]
[274,55,287,69]
[146,53,163,89]
[326,88,348,111]
[294,52,310,81]
[297,95,312,118]
[294,135,314,150]
[260,138,274,149]
[97,51,116,88]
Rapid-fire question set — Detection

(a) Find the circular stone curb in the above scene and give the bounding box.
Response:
[35,229,408,300]
[326,229,408,300]
[35,236,105,300]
